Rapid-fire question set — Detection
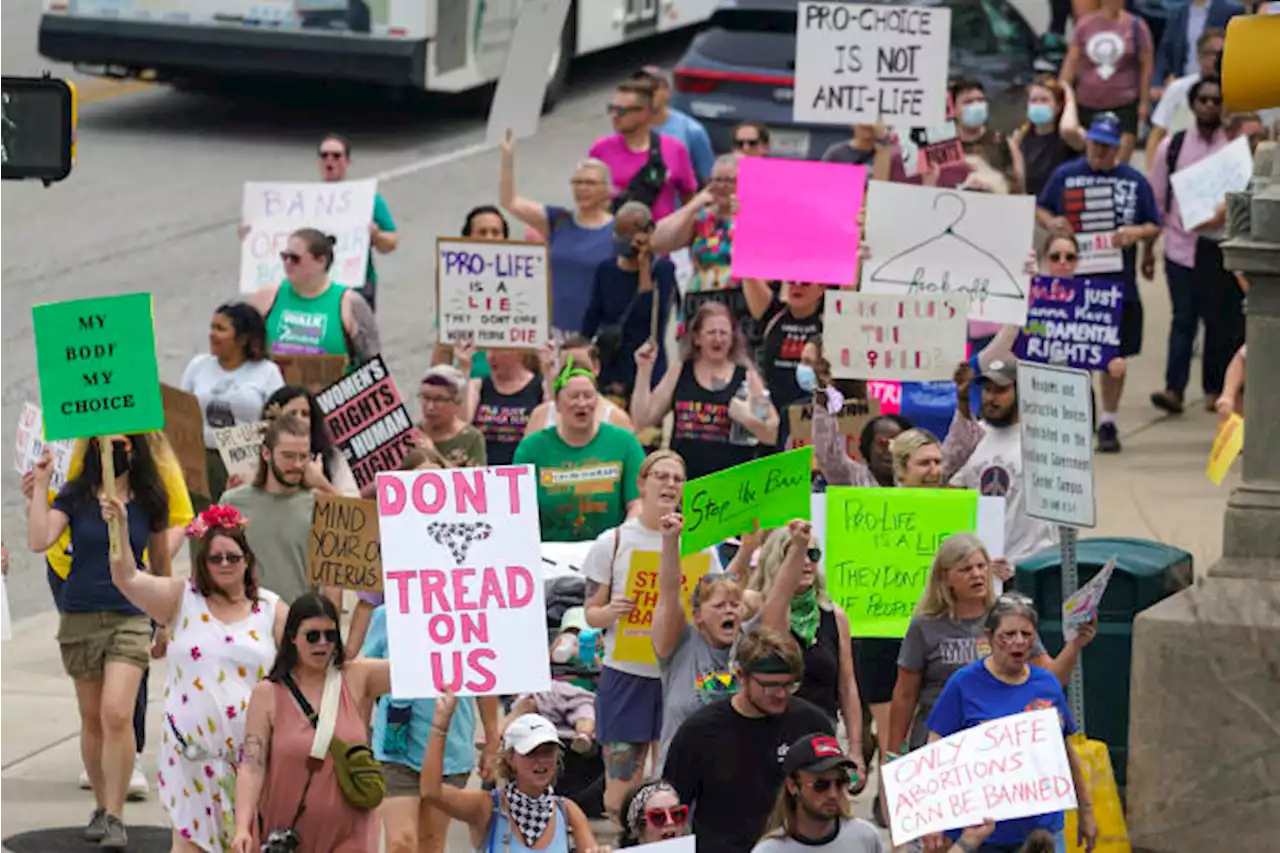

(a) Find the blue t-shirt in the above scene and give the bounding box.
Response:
[545,204,616,333]
[51,492,154,615]
[926,660,1078,846]
[656,109,715,183]
[1036,157,1161,302]
[580,258,677,396]
[362,606,478,775]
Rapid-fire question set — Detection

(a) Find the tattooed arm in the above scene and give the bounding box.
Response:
[342,289,382,363]
[233,682,275,847]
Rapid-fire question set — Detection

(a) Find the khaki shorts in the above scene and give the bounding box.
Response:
[381,761,469,799]
[57,611,151,680]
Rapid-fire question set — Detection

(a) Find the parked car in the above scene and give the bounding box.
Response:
[669,0,1043,160]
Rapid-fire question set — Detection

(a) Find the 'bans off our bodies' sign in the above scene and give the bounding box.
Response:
[437,238,550,350]
[376,466,551,698]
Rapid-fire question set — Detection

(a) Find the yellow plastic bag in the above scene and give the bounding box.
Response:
[1064,735,1131,853]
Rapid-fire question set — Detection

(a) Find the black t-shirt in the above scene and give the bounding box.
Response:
[1021,129,1071,198]
[663,697,835,853]
[759,298,824,409]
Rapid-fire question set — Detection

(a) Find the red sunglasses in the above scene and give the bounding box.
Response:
[646,805,689,828]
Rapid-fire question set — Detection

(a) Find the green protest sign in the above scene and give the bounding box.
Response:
[681,446,812,555]
[33,293,164,442]
[826,487,978,638]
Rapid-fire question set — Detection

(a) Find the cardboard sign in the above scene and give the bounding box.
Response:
[270,354,349,394]
[1018,363,1096,529]
[786,396,881,468]
[13,403,73,491]
[1170,136,1253,230]
[1207,412,1244,486]
[315,356,415,491]
[731,158,865,286]
[308,493,383,592]
[436,238,550,349]
[681,447,813,556]
[32,292,165,441]
[823,293,968,382]
[485,0,573,146]
[1016,276,1123,371]
[239,180,376,292]
[376,466,551,698]
[825,487,977,638]
[793,2,952,126]
[883,708,1077,845]
[1063,556,1115,641]
[160,384,211,498]
[613,551,713,666]
[214,421,268,484]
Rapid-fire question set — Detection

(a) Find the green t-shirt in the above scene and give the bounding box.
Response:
[265,281,349,357]
[432,424,487,468]
[367,193,396,285]
[221,485,316,604]
[512,423,645,543]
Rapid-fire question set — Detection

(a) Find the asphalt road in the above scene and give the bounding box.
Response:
[1,0,692,617]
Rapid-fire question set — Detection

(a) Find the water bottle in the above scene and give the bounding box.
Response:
[729,380,760,446]
[576,628,601,668]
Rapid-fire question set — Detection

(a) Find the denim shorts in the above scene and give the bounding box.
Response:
[595,666,663,745]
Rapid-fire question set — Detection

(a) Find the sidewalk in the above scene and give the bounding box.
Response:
[0,273,1238,850]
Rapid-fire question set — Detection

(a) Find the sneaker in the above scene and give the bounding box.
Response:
[84,808,108,842]
[127,756,148,801]
[78,768,92,790]
[1150,390,1185,414]
[1097,422,1122,453]
[100,814,128,849]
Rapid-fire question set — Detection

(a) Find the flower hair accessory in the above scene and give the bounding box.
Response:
[185,505,250,539]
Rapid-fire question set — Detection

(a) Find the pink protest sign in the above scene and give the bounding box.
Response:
[730,157,865,286]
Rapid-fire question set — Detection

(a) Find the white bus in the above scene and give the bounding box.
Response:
[39,0,717,104]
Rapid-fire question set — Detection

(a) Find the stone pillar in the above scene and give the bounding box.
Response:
[1126,144,1280,852]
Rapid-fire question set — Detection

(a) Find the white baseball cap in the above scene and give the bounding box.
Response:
[503,714,562,755]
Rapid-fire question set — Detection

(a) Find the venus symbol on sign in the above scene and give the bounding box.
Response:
[427,522,493,566]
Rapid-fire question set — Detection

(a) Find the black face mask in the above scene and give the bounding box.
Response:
[112,443,131,476]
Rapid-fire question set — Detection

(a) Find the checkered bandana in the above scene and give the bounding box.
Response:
[505,780,555,848]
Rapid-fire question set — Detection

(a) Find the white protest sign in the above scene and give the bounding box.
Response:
[823,293,968,382]
[13,403,73,492]
[794,2,952,126]
[213,421,268,485]
[1063,556,1115,641]
[1018,363,1095,528]
[884,708,1077,845]
[1073,231,1123,275]
[1171,136,1253,230]
[977,495,1006,594]
[485,0,572,146]
[437,238,550,349]
[239,179,377,293]
[377,466,551,698]
[861,182,1034,325]
[628,838,695,853]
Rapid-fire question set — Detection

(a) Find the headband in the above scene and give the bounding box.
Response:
[552,356,595,395]
[626,781,678,835]
[742,653,793,676]
[185,505,249,540]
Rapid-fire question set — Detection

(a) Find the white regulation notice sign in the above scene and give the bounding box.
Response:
[1018,362,1096,528]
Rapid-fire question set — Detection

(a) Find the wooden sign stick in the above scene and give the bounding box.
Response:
[98,436,123,560]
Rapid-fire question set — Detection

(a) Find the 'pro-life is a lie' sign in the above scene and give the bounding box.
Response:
[436,238,550,350]
[377,466,552,698]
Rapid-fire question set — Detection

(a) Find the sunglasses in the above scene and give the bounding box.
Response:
[207,553,245,566]
[318,150,345,160]
[646,805,689,828]
[280,251,303,264]
[734,138,762,149]
[1048,251,1078,262]
[806,776,853,794]
[303,629,340,644]
[608,105,643,116]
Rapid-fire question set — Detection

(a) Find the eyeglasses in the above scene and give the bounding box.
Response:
[275,450,310,464]
[1048,252,1078,262]
[734,138,762,149]
[207,553,245,566]
[280,251,303,264]
[748,674,798,693]
[571,178,605,186]
[303,629,340,644]
[607,104,643,116]
[646,806,689,828]
[318,150,344,160]
[805,776,853,794]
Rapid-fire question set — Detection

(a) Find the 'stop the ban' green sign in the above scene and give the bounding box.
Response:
[32,293,165,442]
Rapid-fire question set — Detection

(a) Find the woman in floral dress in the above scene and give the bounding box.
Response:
[106,501,286,852]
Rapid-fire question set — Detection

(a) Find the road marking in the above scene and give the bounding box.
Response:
[74,79,153,105]
[373,141,495,182]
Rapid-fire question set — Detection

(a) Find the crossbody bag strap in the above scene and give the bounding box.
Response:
[310,667,342,760]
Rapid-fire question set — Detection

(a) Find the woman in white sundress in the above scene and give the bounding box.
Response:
[105,501,286,853]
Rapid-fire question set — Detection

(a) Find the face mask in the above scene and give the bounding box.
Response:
[112,443,131,476]
[960,101,989,129]
[1027,103,1054,126]
[614,236,639,260]
[795,364,818,393]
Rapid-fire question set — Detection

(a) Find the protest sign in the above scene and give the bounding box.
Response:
[786,395,881,468]
[13,403,73,491]
[214,421,268,485]
[32,293,165,442]
[485,0,573,146]
[1063,179,1123,275]
[160,384,210,498]
[977,495,1007,594]
[1016,276,1123,371]
[1171,136,1253,230]
[823,293,967,382]
[239,179,377,292]
[308,493,383,592]
[883,708,1077,845]
[1063,556,1115,641]
[613,551,713,666]
[315,356,415,491]
[868,380,901,414]
[861,182,1033,325]
[731,157,864,286]
[628,838,696,853]
[793,2,952,126]
[826,487,977,637]
[437,238,550,349]
[1207,412,1244,486]
[681,447,813,556]
[376,466,551,698]
[1018,363,1095,528]
[271,354,349,393]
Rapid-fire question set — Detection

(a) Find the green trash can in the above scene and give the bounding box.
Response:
[1014,537,1193,790]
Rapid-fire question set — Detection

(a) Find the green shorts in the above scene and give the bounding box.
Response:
[57,611,151,680]
[381,761,470,799]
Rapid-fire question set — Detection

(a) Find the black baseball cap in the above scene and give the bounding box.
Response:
[782,734,854,777]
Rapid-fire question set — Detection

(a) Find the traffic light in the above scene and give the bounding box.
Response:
[2,75,76,184]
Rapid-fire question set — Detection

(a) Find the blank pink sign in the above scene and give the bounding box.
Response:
[730,157,865,286]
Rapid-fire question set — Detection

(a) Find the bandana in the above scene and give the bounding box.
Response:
[790,585,821,647]
[626,780,678,837]
[552,356,595,395]
[504,780,556,848]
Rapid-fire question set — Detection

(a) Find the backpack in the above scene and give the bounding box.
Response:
[1164,130,1187,214]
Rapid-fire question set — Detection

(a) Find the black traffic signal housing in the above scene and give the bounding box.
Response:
[2,75,76,184]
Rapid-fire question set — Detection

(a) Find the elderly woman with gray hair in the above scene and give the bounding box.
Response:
[499,128,616,336]
[581,200,678,403]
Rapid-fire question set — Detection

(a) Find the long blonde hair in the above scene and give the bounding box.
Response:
[749,527,831,609]
[914,533,994,619]
[758,771,853,842]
